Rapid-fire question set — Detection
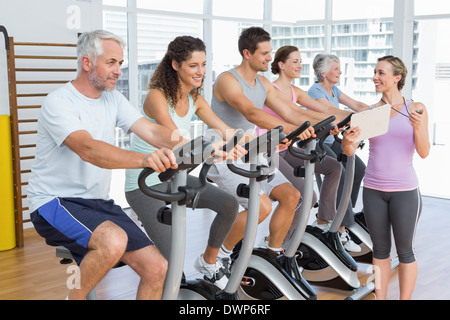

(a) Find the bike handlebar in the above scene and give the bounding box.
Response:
[138,130,244,203]
[289,116,336,161]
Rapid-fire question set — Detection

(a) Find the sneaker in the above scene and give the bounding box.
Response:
[311,220,332,232]
[221,256,232,275]
[267,246,285,255]
[194,254,230,290]
[340,230,361,252]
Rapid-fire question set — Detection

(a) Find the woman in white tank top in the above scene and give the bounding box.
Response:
[125,36,246,289]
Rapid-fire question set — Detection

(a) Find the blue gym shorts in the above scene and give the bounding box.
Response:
[30,197,153,265]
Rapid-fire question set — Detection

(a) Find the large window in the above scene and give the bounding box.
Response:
[103,10,129,96]
[332,0,394,20]
[100,0,450,199]
[411,18,450,198]
[103,0,127,7]
[331,21,395,103]
[136,0,204,14]
[415,0,450,15]
[136,14,203,106]
[272,0,325,22]
[212,0,264,19]
[211,21,257,81]
[270,24,325,89]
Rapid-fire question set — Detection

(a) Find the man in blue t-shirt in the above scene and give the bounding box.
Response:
[28,30,179,300]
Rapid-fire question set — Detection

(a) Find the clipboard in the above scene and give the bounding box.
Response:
[351,104,391,142]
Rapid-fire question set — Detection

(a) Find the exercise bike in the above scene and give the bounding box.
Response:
[138,131,243,300]
[231,122,317,300]
[294,115,378,299]
[331,118,400,299]
[320,113,374,265]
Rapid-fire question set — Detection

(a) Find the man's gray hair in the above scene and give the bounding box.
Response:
[76,30,126,73]
[312,53,340,82]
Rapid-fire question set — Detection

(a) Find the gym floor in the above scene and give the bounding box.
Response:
[0,194,449,300]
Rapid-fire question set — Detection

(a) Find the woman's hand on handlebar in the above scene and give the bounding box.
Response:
[285,124,316,142]
[142,148,178,172]
[229,143,247,160]
[298,125,316,141]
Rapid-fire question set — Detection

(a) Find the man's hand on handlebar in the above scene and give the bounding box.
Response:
[279,137,292,150]
[142,148,178,173]
[329,123,341,136]
[278,124,316,150]
[284,125,316,143]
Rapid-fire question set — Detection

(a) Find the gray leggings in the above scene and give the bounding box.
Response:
[279,146,342,242]
[278,146,342,222]
[363,187,422,264]
[125,175,239,260]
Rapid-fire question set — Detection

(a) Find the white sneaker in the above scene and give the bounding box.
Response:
[194,254,229,290]
[311,220,332,232]
[340,231,361,252]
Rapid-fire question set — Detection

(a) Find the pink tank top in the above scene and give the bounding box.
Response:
[254,83,296,136]
[364,99,418,191]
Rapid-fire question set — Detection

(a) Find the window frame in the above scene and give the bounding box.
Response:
[100,0,450,104]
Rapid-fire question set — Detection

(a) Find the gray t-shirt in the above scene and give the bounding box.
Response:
[210,68,267,133]
[27,82,142,212]
[207,69,287,205]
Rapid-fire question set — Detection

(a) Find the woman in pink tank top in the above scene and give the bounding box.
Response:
[343,56,430,300]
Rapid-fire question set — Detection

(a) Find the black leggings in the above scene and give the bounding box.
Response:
[363,187,422,264]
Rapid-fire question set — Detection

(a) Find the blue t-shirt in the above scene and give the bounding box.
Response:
[307,82,342,144]
[27,82,143,212]
[307,82,342,108]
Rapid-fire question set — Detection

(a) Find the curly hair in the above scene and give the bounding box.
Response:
[148,36,206,107]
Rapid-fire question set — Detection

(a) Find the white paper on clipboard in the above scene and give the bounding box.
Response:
[351,104,391,142]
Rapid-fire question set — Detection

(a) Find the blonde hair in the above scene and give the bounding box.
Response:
[377,55,408,91]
